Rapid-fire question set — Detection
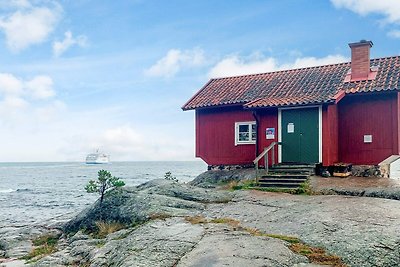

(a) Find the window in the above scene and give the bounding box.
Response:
[235,121,256,145]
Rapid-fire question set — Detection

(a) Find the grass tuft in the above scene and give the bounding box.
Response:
[148,213,173,221]
[21,233,60,261]
[210,218,241,228]
[290,243,346,266]
[184,215,208,224]
[95,221,125,239]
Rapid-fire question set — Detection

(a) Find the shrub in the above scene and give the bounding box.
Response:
[85,170,125,205]
[164,171,179,182]
[94,221,125,239]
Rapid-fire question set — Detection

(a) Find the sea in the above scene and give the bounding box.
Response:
[0,161,207,228]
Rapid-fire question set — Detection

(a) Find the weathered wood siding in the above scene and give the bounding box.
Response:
[195,106,256,165]
[338,92,399,165]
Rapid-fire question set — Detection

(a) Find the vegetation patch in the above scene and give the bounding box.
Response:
[290,243,346,267]
[21,233,61,261]
[295,181,312,195]
[96,240,106,248]
[184,215,208,224]
[209,218,241,229]
[148,212,173,221]
[220,180,255,191]
[164,171,179,182]
[94,221,125,239]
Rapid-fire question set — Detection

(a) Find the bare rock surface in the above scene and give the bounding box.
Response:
[310,176,400,201]
[206,190,400,267]
[63,179,232,233]
[2,179,400,266]
[176,224,308,267]
[189,169,255,188]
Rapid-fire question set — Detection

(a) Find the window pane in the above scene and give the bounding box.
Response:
[239,132,249,141]
[239,125,249,133]
[238,124,249,141]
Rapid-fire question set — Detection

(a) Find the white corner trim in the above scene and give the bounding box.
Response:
[319,105,323,163]
[278,109,282,163]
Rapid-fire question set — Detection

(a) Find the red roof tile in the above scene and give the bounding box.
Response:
[182,56,400,110]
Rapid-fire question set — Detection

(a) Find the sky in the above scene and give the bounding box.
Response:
[0,0,400,162]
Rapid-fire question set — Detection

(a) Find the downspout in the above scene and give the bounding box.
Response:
[252,110,259,158]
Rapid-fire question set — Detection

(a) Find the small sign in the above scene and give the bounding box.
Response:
[364,135,372,143]
[287,123,294,133]
[266,128,275,139]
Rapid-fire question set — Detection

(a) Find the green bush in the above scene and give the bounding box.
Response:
[85,170,125,204]
[164,171,178,182]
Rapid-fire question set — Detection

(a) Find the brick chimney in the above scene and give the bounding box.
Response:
[348,40,373,80]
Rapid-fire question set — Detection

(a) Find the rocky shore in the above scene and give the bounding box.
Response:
[1,174,400,267]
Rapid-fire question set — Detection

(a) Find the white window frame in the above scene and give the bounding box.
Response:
[235,121,256,145]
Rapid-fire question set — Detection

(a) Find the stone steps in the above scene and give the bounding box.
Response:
[255,164,315,189]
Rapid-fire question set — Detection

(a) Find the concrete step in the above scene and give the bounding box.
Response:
[260,174,309,180]
[268,168,314,174]
[272,164,315,168]
[258,178,307,184]
[257,182,303,188]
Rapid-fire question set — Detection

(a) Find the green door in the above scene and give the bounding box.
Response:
[281,107,319,164]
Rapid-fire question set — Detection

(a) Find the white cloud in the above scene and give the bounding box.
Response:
[388,29,400,38]
[0,0,32,9]
[53,31,87,57]
[0,4,61,52]
[209,54,348,78]
[25,75,55,99]
[35,100,66,121]
[0,73,56,115]
[331,0,400,24]
[145,48,206,78]
[0,73,24,95]
[80,125,193,161]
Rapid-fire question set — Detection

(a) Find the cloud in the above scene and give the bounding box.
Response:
[0,3,61,52]
[53,31,87,57]
[0,73,24,95]
[81,125,193,161]
[330,0,400,24]
[388,29,400,38]
[25,75,55,99]
[35,100,66,121]
[0,0,32,9]
[209,53,348,78]
[145,48,206,78]
[0,73,57,114]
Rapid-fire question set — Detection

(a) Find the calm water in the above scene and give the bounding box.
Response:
[0,161,206,227]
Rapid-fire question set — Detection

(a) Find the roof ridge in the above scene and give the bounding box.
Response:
[209,55,400,81]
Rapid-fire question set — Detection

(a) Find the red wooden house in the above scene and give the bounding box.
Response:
[182,41,400,170]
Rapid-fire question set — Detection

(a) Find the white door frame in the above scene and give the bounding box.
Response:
[278,105,322,163]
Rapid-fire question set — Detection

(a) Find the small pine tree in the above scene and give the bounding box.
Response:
[164,171,178,182]
[85,170,125,205]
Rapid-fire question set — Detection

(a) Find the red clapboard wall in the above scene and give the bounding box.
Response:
[338,92,399,165]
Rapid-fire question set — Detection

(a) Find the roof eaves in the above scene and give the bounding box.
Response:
[181,79,215,111]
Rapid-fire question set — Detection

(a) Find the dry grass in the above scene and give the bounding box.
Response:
[220,180,239,190]
[209,218,241,229]
[290,243,347,267]
[95,221,125,239]
[21,233,60,261]
[184,215,208,224]
[148,213,173,221]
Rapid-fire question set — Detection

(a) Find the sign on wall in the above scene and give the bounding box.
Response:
[287,123,294,133]
[266,128,275,139]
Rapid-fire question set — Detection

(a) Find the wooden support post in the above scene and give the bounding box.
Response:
[272,146,275,166]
